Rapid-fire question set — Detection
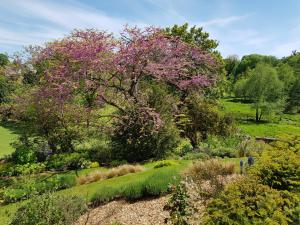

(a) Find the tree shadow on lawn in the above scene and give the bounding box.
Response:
[0,121,27,135]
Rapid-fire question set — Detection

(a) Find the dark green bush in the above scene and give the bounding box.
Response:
[1,174,76,204]
[203,178,300,225]
[249,147,300,191]
[0,163,46,176]
[47,153,88,170]
[110,106,179,162]
[110,160,128,167]
[10,193,87,225]
[11,135,37,165]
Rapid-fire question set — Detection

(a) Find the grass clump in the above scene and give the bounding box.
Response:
[153,160,178,168]
[77,164,144,185]
[183,159,235,180]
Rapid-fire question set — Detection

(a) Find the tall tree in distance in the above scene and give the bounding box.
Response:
[234,63,284,122]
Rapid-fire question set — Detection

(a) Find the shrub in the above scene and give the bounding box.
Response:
[237,138,265,157]
[11,135,37,165]
[183,159,236,200]
[176,96,235,148]
[77,139,112,164]
[77,164,144,185]
[1,174,76,204]
[10,193,87,225]
[90,162,99,168]
[0,163,46,176]
[110,106,179,162]
[164,182,191,225]
[182,152,209,160]
[153,160,178,168]
[110,160,127,167]
[47,153,88,170]
[183,159,235,181]
[249,147,300,191]
[203,178,300,225]
[1,188,28,203]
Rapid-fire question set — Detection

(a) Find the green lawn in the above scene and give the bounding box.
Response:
[0,123,19,158]
[220,98,300,137]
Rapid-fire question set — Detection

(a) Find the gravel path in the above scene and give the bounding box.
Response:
[76,196,169,225]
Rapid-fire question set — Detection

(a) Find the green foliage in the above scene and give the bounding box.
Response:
[10,193,87,225]
[0,53,9,67]
[91,167,180,205]
[1,174,76,203]
[110,106,179,162]
[276,63,295,93]
[46,152,89,170]
[287,78,300,113]
[0,75,11,104]
[0,162,46,176]
[177,95,234,148]
[165,23,218,52]
[249,147,300,191]
[153,160,178,168]
[270,134,300,152]
[10,135,38,164]
[76,138,112,164]
[197,135,247,158]
[224,55,240,81]
[234,63,284,122]
[203,178,300,225]
[110,160,128,167]
[234,54,279,81]
[181,152,209,160]
[164,183,190,225]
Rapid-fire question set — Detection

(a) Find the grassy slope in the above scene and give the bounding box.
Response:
[0,124,18,158]
[0,160,190,224]
[220,99,300,137]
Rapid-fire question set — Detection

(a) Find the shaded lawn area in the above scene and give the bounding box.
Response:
[0,160,191,225]
[0,122,23,158]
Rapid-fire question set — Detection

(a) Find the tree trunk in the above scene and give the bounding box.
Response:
[255,105,259,123]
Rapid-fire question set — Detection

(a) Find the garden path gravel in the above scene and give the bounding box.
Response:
[76,196,169,225]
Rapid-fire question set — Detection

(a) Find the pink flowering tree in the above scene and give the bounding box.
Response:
[28,26,219,156]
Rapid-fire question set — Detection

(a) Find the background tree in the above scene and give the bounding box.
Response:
[233,54,279,81]
[234,63,284,122]
[165,23,218,52]
[276,63,295,93]
[0,53,9,67]
[286,78,300,113]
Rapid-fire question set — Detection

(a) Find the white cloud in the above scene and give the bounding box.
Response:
[0,0,147,50]
[272,40,300,56]
[198,14,252,28]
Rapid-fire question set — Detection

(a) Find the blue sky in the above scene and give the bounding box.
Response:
[0,0,299,58]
